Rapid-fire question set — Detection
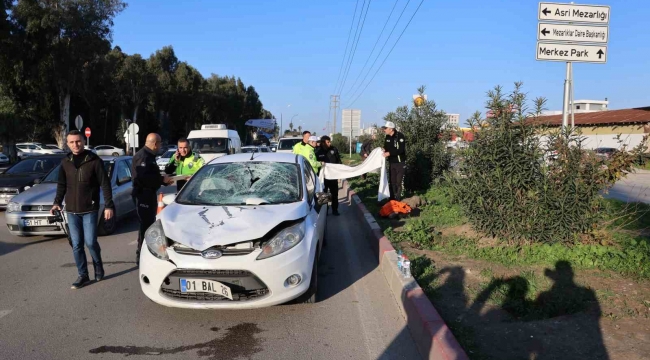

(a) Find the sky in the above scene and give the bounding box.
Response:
[112,0,649,132]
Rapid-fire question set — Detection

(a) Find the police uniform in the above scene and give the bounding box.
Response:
[292,141,321,173]
[316,145,342,214]
[384,128,406,200]
[164,151,204,192]
[131,146,167,263]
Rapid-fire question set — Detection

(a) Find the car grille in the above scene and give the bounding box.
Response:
[21,205,51,212]
[0,188,18,195]
[171,243,255,257]
[160,269,269,302]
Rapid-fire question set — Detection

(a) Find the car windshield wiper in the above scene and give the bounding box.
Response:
[244,165,260,187]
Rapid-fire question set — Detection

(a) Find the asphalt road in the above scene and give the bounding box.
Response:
[0,185,421,360]
[605,171,650,204]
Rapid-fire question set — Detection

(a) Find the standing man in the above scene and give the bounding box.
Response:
[360,133,377,180]
[131,133,172,265]
[52,130,114,289]
[164,138,204,192]
[382,121,406,201]
[292,130,311,153]
[316,135,342,216]
[293,130,320,173]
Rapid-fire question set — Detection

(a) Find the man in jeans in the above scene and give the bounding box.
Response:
[52,130,114,289]
[382,121,406,200]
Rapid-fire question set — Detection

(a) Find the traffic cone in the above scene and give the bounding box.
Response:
[156,193,164,214]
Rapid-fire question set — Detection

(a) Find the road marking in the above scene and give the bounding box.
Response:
[128,240,138,246]
[0,310,12,319]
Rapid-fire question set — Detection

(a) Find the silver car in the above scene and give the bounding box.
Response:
[5,156,136,236]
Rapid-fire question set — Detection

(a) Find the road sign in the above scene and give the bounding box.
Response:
[538,2,610,24]
[127,123,139,134]
[537,42,607,63]
[84,127,91,138]
[75,115,83,130]
[537,23,608,43]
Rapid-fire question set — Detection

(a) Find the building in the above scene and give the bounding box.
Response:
[446,113,460,128]
[542,99,609,116]
[534,106,650,150]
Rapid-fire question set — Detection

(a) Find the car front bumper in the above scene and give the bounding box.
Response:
[5,210,64,236]
[139,231,318,309]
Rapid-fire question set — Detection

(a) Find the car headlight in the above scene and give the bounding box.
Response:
[145,220,168,260]
[7,201,21,212]
[257,221,306,260]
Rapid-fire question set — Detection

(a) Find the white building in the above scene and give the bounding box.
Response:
[446,113,460,128]
[542,99,609,116]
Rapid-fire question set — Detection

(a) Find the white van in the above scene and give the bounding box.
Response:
[187,124,242,163]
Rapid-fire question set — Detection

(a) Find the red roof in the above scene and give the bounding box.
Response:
[534,107,650,126]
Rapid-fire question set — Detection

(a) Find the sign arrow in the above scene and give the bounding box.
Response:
[542,7,551,16]
[540,28,550,36]
[597,49,605,59]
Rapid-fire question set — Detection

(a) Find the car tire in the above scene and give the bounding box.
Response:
[112,152,119,156]
[98,212,117,236]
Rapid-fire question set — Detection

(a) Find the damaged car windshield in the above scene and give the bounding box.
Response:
[176,162,301,206]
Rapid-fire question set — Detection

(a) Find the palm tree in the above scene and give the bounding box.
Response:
[289,122,294,131]
[298,125,302,133]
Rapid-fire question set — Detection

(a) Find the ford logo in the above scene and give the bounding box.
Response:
[201,249,223,259]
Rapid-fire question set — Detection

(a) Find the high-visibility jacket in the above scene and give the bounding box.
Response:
[293,142,321,173]
[379,200,412,217]
[165,152,205,176]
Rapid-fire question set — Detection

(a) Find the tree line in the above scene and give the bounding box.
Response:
[0,0,272,158]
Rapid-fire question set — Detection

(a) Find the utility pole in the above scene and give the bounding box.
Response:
[330,95,339,134]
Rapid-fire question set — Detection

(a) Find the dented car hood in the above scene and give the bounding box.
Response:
[160,201,307,251]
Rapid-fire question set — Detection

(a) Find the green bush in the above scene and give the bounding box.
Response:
[448,83,647,244]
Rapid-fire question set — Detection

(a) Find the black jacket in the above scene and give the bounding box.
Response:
[131,147,165,196]
[361,139,374,157]
[384,131,406,163]
[54,151,114,213]
[316,146,342,165]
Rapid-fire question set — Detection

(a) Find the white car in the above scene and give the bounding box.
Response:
[156,150,175,172]
[16,143,65,158]
[276,137,303,154]
[94,145,125,156]
[241,145,271,153]
[139,152,330,309]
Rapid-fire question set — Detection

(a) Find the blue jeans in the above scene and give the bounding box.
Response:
[66,211,103,278]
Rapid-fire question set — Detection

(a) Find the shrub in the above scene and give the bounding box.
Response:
[448,83,647,244]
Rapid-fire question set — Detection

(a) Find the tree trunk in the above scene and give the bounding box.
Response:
[54,92,71,149]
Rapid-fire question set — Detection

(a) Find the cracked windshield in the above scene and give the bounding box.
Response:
[177,162,301,206]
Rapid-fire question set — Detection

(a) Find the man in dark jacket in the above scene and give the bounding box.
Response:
[360,134,376,180]
[381,121,406,200]
[51,130,114,289]
[131,133,172,265]
[316,135,342,216]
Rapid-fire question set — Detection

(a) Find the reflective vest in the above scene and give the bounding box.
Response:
[167,152,205,176]
[293,142,321,173]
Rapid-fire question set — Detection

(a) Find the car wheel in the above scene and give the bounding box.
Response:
[98,212,117,236]
[112,152,119,156]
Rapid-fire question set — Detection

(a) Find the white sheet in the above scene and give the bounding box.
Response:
[319,148,390,201]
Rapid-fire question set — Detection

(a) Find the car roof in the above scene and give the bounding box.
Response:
[99,155,132,161]
[207,152,301,165]
[279,137,302,140]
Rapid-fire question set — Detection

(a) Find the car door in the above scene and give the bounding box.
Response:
[303,161,326,257]
[124,159,135,214]
[112,160,132,217]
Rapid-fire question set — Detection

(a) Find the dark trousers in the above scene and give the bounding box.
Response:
[389,162,405,201]
[132,192,157,257]
[324,179,339,212]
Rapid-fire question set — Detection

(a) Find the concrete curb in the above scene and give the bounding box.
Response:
[346,184,469,360]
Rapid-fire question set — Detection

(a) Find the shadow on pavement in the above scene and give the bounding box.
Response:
[0,236,65,257]
[102,265,138,281]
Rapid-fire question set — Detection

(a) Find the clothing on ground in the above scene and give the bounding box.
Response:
[319,148,390,201]
[379,200,412,217]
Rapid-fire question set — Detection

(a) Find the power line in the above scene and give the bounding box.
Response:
[345,0,413,103]
[337,0,372,96]
[332,0,361,94]
[346,0,425,108]
[342,0,401,99]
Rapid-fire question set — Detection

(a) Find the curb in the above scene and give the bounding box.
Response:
[345,183,469,360]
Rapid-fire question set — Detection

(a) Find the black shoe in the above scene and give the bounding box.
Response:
[71,276,91,289]
[332,210,340,216]
[95,274,104,282]
[93,262,104,282]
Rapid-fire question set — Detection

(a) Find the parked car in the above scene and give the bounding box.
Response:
[16,143,65,159]
[0,153,9,166]
[84,145,97,154]
[595,147,618,159]
[44,144,62,150]
[269,142,278,152]
[0,155,64,209]
[5,156,135,236]
[156,150,175,172]
[241,145,271,153]
[276,137,303,154]
[94,145,125,157]
[139,152,330,308]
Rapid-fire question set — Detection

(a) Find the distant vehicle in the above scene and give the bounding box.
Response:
[276,137,303,154]
[16,143,65,159]
[156,150,175,172]
[241,146,271,154]
[269,142,278,152]
[94,145,125,157]
[187,124,241,163]
[595,147,618,159]
[5,156,135,236]
[44,144,62,150]
[84,145,97,154]
[0,154,64,209]
[0,153,9,166]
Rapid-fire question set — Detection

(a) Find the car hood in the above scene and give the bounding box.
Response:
[0,173,44,189]
[9,182,57,204]
[197,153,227,163]
[160,201,307,251]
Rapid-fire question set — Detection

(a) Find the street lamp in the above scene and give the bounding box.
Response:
[290,114,298,132]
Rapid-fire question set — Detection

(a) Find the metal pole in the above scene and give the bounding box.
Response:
[570,62,575,129]
[280,113,283,137]
[562,62,571,131]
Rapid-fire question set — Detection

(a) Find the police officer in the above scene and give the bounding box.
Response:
[293,131,321,173]
[316,135,342,216]
[382,121,406,200]
[164,137,204,192]
[131,133,173,265]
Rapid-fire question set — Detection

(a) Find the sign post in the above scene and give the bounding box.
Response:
[84,127,91,146]
[536,2,610,130]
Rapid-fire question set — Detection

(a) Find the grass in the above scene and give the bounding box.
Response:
[341,153,362,166]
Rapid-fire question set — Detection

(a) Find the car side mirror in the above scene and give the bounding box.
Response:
[315,192,331,206]
[118,176,131,185]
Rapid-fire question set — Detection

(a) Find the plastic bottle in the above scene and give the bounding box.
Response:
[403,256,411,278]
[396,250,403,272]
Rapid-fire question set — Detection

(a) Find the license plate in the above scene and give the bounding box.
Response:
[180,278,233,300]
[24,219,46,226]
